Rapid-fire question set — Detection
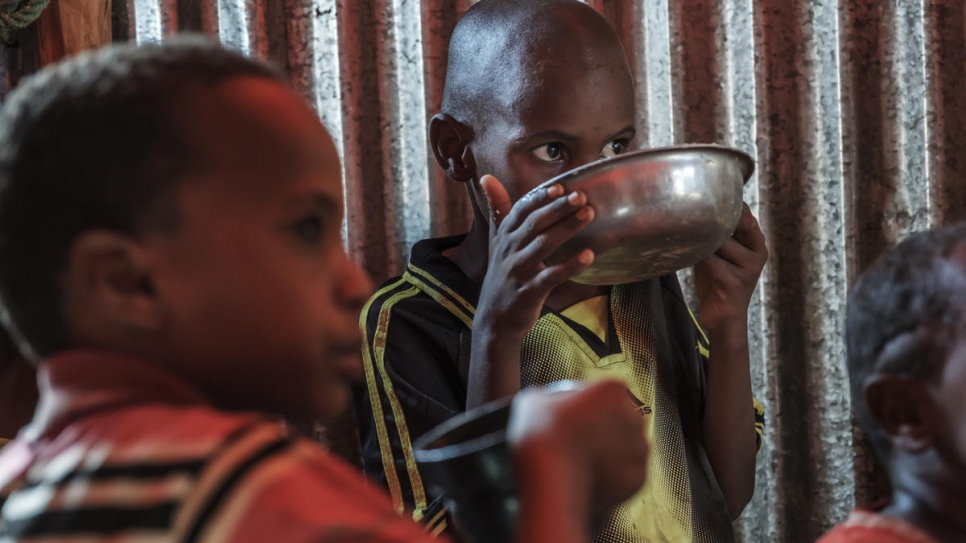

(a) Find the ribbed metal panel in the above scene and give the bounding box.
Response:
[3,1,966,541]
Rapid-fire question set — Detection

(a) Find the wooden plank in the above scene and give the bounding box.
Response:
[35,0,111,66]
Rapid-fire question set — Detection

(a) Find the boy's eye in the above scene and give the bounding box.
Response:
[600,139,628,158]
[533,143,564,162]
[296,216,323,244]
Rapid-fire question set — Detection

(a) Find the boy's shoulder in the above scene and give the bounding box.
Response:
[363,235,479,334]
[0,350,436,542]
[0,400,272,538]
[0,400,428,542]
[816,510,940,543]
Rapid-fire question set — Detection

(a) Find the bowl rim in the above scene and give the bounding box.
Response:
[413,381,584,464]
[413,396,514,464]
[539,143,756,190]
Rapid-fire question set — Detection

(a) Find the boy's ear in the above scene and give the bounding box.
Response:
[864,375,937,453]
[429,113,476,182]
[65,230,162,333]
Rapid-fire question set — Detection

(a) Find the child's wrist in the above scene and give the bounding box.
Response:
[702,314,749,342]
[472,318,527,345]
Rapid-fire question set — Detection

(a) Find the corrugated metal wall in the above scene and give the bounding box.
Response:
[3,1,966,541]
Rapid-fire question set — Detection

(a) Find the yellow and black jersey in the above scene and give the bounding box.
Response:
[354,235,765,543]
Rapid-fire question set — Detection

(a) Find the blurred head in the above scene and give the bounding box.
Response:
[430,0,636,218]
[0,36,372,423]
[847,224,966,484]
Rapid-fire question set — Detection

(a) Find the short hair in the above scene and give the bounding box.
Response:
[0,35,284,358]
[846,223,966,459]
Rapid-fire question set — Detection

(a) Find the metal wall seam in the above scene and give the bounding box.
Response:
[280,1,316,107]
[335,0,389,279]
[925,0,966,227]
[642,0,675,148]
[215,0,250,52]
[309,0,344,155]
[805,0,851,533]
[132,0,167,42]
[722,0,768,538]
[419,0,474,239]
[388,0,433,263]
[755,0,851,539]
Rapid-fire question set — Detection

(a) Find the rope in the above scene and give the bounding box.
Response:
[0,0,51,44]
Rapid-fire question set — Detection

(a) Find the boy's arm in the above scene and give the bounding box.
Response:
[694,205,768,518]
[702,319,757,519]
[356,288,465,525]
[467,175,595,408]
[692,204,768,519]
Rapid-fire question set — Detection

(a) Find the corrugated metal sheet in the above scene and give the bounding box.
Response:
[4,1,966,541]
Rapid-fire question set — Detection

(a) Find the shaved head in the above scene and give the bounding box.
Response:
[430,0,636,226]
[442,0,631,137]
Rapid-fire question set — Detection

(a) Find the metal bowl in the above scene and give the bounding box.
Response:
[540,144,755,285]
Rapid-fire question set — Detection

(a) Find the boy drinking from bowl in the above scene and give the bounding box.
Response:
[816,224,966,543]
[0,37,650,543]
[355,0,768,541]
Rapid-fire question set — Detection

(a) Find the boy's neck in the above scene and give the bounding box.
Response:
[445,219,609,311]
[445,219,490,284]
[884,471,966,543]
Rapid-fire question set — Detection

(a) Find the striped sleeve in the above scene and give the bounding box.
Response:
[205,440,444,543]
[355,277,465,531]
[0,419,286,543]
[753,398,766,451]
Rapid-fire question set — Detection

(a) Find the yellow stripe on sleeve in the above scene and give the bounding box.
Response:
[753,397,766,452]
[360,279,410,513]
[370,286,431,518]
[407,264,477,318]
[403,271,473,329]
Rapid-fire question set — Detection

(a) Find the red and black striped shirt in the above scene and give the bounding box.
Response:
[0,351,440,543]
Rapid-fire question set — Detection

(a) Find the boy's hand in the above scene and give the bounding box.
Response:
[475,174,595,341]
[693,204,768,335]
[508,380,649,515]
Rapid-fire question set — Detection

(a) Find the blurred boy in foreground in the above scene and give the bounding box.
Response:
[0,37,647,542]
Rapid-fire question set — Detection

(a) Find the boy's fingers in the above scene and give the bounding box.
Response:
[514,190,588,245]
[714,237,754,268]
[694,253,742,290]
[515,206,595,265]
[480,175,514,229]
[531,249,594,291]
[497,182,567,232]
[732,204,766,251]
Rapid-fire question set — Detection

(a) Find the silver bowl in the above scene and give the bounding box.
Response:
[540,144,755,285]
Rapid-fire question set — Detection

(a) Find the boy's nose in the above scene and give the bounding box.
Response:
[338,255,373,310]
[572,150,605,171]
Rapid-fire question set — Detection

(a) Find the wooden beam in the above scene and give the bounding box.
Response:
[35,0,111,66]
